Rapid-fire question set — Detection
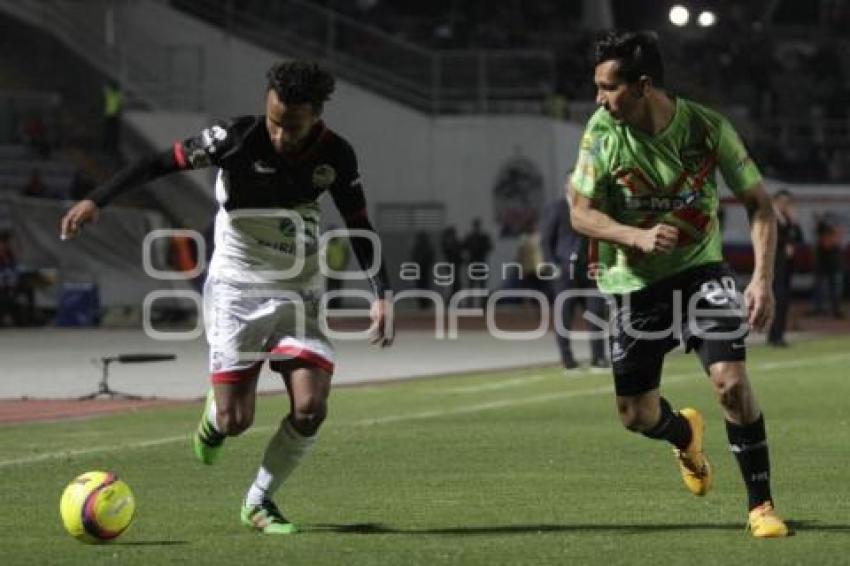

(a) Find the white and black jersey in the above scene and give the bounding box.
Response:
[175,116,367,288]
[175,116,363,212]
[88,115,389,295]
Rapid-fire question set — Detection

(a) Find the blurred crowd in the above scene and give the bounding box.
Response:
[311,0,850,183]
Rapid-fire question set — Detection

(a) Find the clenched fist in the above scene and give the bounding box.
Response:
[635,223,679,254]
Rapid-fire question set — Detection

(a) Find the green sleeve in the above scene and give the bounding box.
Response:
[716,118,762,196]
[570,128,610,199]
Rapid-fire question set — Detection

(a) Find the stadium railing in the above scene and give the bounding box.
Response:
[169,0,556,115]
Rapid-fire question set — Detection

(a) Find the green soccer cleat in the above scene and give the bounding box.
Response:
[193,389,224,465]
[241,499,298,535]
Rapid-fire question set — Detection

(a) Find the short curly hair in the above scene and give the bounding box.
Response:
[266,61,336,113]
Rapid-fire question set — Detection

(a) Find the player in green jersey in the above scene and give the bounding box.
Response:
[567,31,787,538]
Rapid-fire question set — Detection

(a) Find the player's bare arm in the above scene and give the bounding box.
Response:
[567,184,679,253]
[740,182,777,332]
[369,298,393,347]
[329,148,394,348]
[338,212,394,348]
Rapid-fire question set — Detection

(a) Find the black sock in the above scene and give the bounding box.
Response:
[726,414,772,510]
[641,397,693,450]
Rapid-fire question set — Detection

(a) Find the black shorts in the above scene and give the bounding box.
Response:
[609,262,748,397]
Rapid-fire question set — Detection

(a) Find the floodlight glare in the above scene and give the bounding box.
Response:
[697,10,717,27]
[669,5,690,26]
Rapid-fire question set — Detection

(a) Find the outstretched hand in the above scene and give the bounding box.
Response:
[369,298,394,347]
[60,199,99,240]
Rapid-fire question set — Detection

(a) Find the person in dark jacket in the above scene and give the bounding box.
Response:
[463,218,492,307]
[767,190,803,346]
[811,213,844,319]
[540,196,607,371]
[411,231,436,309]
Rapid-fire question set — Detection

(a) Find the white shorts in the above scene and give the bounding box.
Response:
[203,277,334,384]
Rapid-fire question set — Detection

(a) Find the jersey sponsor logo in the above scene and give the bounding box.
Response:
[312,164,336,189]
[255,238,299,255]
[624,192,697,211]
[252,160,276,174]
[254,237,319,256]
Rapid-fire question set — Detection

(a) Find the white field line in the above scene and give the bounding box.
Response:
[357,371,698,426]
[1,352,847,469]
[754,352,850,371]
[428,373,550,394]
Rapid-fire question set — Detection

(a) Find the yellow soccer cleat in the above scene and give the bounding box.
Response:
[748,501,789,538]
[674,408,713,496]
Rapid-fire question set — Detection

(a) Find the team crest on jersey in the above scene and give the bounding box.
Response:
[312,164,336,189]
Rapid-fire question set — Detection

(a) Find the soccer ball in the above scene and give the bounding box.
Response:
[59,471,136,543]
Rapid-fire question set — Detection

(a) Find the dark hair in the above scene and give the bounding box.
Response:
[266,61,335,113]
[594,30,664,87]
[775,189,792,198]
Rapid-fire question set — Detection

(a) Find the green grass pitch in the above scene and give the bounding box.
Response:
[1,336,849,565]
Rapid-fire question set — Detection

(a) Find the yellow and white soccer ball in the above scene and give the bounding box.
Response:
[59,471,136,543]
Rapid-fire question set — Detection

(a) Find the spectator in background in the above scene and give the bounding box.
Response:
[0,231,21,326]
[21,168,49,199]
[515,217,547,301]
[811,213,844,318]
[20,112,50,158]
[768,190,803,347]
[103,80,124,153]
[463,218,492,307]
[545,92,568,120]
[411,231,435,309]
[540,196,608,371]
[324,227,350,309]
[440,226,463,298]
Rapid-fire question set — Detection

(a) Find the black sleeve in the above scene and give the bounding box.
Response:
[86,150,181,207]
[87,118,238,207]
[328,142,392,298]
[175,119,238,170]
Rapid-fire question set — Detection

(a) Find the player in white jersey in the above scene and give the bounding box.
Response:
[60,61,392,534]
